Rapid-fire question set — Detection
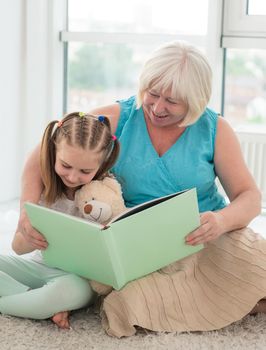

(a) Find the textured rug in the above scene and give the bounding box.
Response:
[1,310,266,350]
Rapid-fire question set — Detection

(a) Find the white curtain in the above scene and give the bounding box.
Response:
[0,0,65,202]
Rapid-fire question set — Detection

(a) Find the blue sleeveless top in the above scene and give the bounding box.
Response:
[112,96,226,212]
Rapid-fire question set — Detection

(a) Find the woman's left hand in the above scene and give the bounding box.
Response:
[185,211,226,245]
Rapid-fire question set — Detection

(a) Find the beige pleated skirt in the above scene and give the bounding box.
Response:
[100,227,266,337]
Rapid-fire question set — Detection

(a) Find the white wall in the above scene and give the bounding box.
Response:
[0,1,23,201]
[0,0,65,202]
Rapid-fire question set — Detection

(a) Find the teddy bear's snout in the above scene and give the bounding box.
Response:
[84,203,93,214]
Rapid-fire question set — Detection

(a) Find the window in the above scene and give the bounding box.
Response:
[65,0,210,112]
[224,48,266,132]
[223,0,266,43]
[222,0,266,132]
[68,0,208,34]
[248,0,266,15]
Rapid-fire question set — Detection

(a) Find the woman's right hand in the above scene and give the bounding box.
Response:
[17,208,48,250]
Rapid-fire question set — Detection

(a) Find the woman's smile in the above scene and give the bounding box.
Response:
[143,89,188,128]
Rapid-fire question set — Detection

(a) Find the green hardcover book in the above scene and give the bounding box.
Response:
[24,188,202,290]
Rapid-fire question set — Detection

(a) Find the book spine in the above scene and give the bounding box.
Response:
[102,228,126,290]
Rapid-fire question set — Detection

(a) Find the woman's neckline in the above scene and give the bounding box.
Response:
[142,112,187,157]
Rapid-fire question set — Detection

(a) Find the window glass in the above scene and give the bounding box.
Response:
[68,0,208,34]
[67,0,208,112]
[247,0,266,15]
[224,48,266,132]
[68,43,157,111]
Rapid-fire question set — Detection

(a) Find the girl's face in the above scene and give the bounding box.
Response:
[55,141,102,191]
[142,88,188,128]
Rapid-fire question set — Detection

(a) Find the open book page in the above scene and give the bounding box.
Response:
[107,190,187,225]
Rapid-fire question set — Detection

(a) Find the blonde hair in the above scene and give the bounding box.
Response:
[40,112,120,205]
[137,41,212,126]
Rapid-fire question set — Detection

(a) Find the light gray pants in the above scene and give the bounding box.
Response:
[0,255,95,319]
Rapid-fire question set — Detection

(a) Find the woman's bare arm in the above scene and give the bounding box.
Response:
[214,117,261,230]
[186,117,261,245]
[89,103,121,134]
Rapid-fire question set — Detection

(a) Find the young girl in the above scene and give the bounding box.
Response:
[0,112,120,329]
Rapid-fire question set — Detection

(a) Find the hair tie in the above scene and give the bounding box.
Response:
[112,135,117,141]
[79,112,85,118]
[57,120,63,127]
[98,115,105,122]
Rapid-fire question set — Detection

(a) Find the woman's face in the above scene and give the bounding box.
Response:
[142,88,188,128]
[54,141,101,190]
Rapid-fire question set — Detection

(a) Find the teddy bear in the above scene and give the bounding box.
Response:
[74,176,127,296]
[75,176,126,225]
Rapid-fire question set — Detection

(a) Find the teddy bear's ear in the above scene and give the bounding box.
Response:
[102,177,122,195]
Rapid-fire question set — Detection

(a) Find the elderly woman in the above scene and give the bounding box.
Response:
[17,41,266,336]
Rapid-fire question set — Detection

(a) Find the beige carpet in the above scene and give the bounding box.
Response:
[1,309,266,350]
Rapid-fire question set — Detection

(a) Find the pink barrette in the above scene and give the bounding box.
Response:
[112,135,117,141]
[57,120,63,127]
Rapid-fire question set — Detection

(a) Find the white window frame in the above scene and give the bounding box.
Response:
[222,0,266,48]
[221,0,266,208]
[62,0,224,113]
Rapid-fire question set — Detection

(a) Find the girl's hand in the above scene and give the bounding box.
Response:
[185,211,226,246]
[17,208,48,250]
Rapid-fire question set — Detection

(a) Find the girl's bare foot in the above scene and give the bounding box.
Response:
[52,311,70,329]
